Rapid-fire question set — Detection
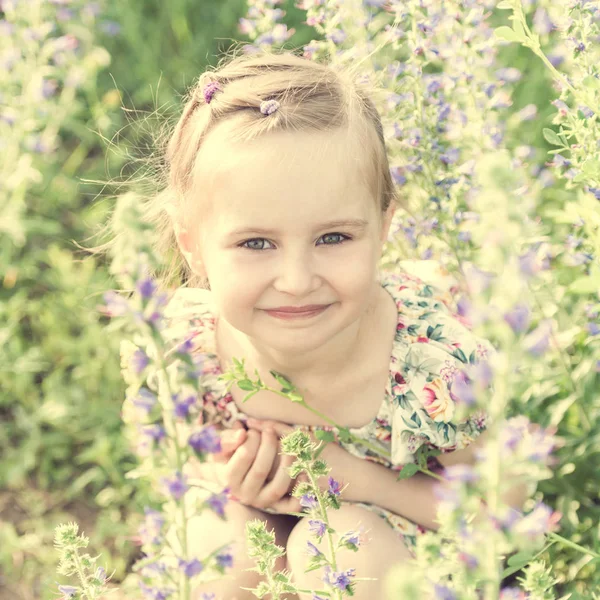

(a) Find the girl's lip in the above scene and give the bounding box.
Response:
[267,305,329,313]
[264,305,330,318]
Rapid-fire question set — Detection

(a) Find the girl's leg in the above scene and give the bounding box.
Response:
[285,504,413,600]
[183,498,300,600]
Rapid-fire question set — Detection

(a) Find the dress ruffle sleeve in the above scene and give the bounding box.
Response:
[387,270,497,467]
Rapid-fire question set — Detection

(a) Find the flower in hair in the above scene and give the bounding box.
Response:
[203,81,221,104]
[260,99,280,116]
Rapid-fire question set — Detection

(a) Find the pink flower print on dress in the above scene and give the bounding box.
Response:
[421,378,455,422]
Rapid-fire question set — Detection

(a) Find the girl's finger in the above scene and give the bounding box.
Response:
[224,429,261,493]
[213,428,247,463]
[238,429,279,504]
[252,451,296,509]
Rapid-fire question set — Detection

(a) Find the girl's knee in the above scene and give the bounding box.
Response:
[285,504,412,599]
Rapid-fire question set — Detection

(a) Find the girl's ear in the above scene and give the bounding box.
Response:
[380,203,396,245]
[172,218,206,278]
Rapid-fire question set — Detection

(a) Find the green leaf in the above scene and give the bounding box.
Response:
[494,26,524,43]
[543,128,563,146]
[397,463,419,479]
[507,550,535,568]
[315,430,336,443]
[568,276,600,295]
[237,380,255,391]
[337,428,353,443]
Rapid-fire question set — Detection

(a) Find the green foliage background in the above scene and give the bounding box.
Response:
[0,2,596,599]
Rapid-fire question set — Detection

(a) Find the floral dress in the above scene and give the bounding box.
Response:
[158,263,496,557]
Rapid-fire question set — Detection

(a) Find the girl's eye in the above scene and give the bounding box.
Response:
[239,233,351,251]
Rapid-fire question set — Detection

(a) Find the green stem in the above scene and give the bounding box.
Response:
[72,550,96,599]
[306,466,343,600]
[548,532,600,559]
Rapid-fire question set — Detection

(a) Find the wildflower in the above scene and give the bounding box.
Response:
[139,508,165,546]
[189,426,221,454]
[458,551,479,569]
[216,548,233,569]
[500,586,529,599]
[103,290,130,317]
[524,321,552,356]
[137,277,157,299]
[174,394,198,419]
[131,348,150,375]
[300,493,318,510]
[443,464,479,484]
[94,566,106,583]
[339,529,361,550]
[511,502,562,540]
[322,565,356,591]
[328,477,342,496]
[161,472,188,500]
[449,370,477,406]
[178,558,204,577]
[206,489,229,518]
[307,541,323,557]
[133,388,158,413]
[308,519,326,538]
[57,585,78,598]
[504,303,531,334]
[434,584,458,600]
[141,424,166,443]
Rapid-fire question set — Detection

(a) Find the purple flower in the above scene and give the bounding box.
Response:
[504,303,531,334]
[322,565,356,591]
[206,490,228,517]
[133,388,158,413]
[587,322,600,336]
[300,493,318,509]
[458,551,479,569]
[137,277,157,299]
[533,7,554,35]
[100,20,121,36]
[174,394,198,419]
[434,584,458,600]
[141,424,166,443]
[57,585,78,598]
[328,477,342,496]
[162,472,188,500]
[326,28,346,44]
[102,290,130,317]
[439,147,459,165]
[189,426,221,454]
[450,370,477,406]
[443,464,479,484]
[94,566,106,583]
[495,67,522,83]
[306,540,322,556]
[131,348,150,374]
[500,586,528,599]
[178,558,204,577]
[578,105,595,119]
[511,502,562,539]
[308,519,326,537]
[216,549,233,569]
[524,321,552,356]
[339,530,361,549]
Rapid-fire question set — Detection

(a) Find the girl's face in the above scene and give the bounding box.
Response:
[178,125,395,360]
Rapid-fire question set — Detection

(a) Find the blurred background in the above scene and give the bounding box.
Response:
[0,1,594,598]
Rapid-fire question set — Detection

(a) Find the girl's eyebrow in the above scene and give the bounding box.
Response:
[227,218,369,237]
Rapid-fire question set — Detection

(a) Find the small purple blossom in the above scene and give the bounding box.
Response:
[131,348,150,375]
[450,370,477,406]
[137,277,157,299]
[307,540,323,556]
[141,424,166,443]
[102,290,130,317]
[339,529,361,549]
[216,548,233,569]
[308,519,326,537]
[203,81,221,104]
[94,566,106,583]
[174,394,197,419]
[206,489,229,517]
[443,464,479,484]
[300,493,318,509]
[504,303,531,334]
[133,388,158,413]
[178,558,204,577]
[162,472,188,500]
[434,584,458,600]
[328,477,342,496]
[189,426,221,454]
[57,585,78,598]
[322,565,356,591]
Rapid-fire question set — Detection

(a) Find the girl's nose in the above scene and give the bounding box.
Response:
[274,253,318,296]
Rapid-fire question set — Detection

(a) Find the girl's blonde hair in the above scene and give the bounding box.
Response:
[92,47,410,291]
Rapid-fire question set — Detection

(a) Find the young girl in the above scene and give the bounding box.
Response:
[153,50,499,600]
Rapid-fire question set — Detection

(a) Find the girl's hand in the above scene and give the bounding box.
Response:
[246,418,360,504]
[223,424,307,513]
